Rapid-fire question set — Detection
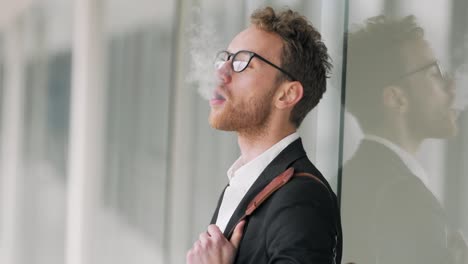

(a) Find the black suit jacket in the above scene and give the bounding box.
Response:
[210,138,342,264]
[341,140,451,264]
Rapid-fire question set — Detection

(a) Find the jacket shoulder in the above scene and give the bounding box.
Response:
[270,173,334,211]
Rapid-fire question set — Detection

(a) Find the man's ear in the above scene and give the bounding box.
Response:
[275,81,304,109]
[382,85,408,113]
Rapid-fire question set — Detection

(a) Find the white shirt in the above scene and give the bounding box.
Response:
[364,134,430,190]
[215,132,300,232]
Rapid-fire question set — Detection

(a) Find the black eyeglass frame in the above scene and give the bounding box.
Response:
[215,50,298,81]
[392,60,449,85]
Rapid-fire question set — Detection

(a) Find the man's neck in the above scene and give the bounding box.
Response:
[370,124,423,155]
[237,125,296,164]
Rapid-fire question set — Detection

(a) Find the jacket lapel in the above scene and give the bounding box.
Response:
[222,138,307,237]
[210,186,227,224]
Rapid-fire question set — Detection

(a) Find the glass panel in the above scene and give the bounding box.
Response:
[304,1,347,193]
[0,34,3,143]
[21,51,71,264]
[94,1,176,263]
[18,2,73,264]
[0,34,3,238]
[341,0,468,263]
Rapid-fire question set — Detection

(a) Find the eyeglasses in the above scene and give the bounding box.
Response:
[397,60,450,85]
[214,50,297,81]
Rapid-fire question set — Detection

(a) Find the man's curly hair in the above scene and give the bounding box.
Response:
[346,15,424,131]
[251,7,332,127]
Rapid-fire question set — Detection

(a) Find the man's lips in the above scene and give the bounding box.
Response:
[210,90,227,105]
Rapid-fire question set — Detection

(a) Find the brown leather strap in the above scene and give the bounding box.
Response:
[245,167,295,216]
[227,167,327,238]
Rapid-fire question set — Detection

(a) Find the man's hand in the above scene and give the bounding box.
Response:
[186,221,245,264]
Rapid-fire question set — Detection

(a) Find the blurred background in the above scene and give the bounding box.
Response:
[0,0,467,264]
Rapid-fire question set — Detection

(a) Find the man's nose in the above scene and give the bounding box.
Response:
[216,61,232,84]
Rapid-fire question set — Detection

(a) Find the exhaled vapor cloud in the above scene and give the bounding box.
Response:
[186,9,224,101]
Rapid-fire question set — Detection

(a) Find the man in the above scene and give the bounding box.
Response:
[186,6,342,264]
[341,15,466,264]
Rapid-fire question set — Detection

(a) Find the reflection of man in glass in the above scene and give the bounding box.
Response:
[341,15,465,264]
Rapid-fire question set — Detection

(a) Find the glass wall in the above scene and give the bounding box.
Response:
[0,1,73,264]
[341,0,468,263]
[0,34,3,148]
[67,1,178,263]
[0,34,3,245]
[0,35,3,144]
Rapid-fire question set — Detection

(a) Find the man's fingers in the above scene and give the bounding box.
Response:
[230,220,246,249]
[187,223,242,264]
[199,231,210,245]
[207,224,223,239]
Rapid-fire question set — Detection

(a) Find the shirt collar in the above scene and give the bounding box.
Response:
[227,132,300,193]
[364,134,430,189]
